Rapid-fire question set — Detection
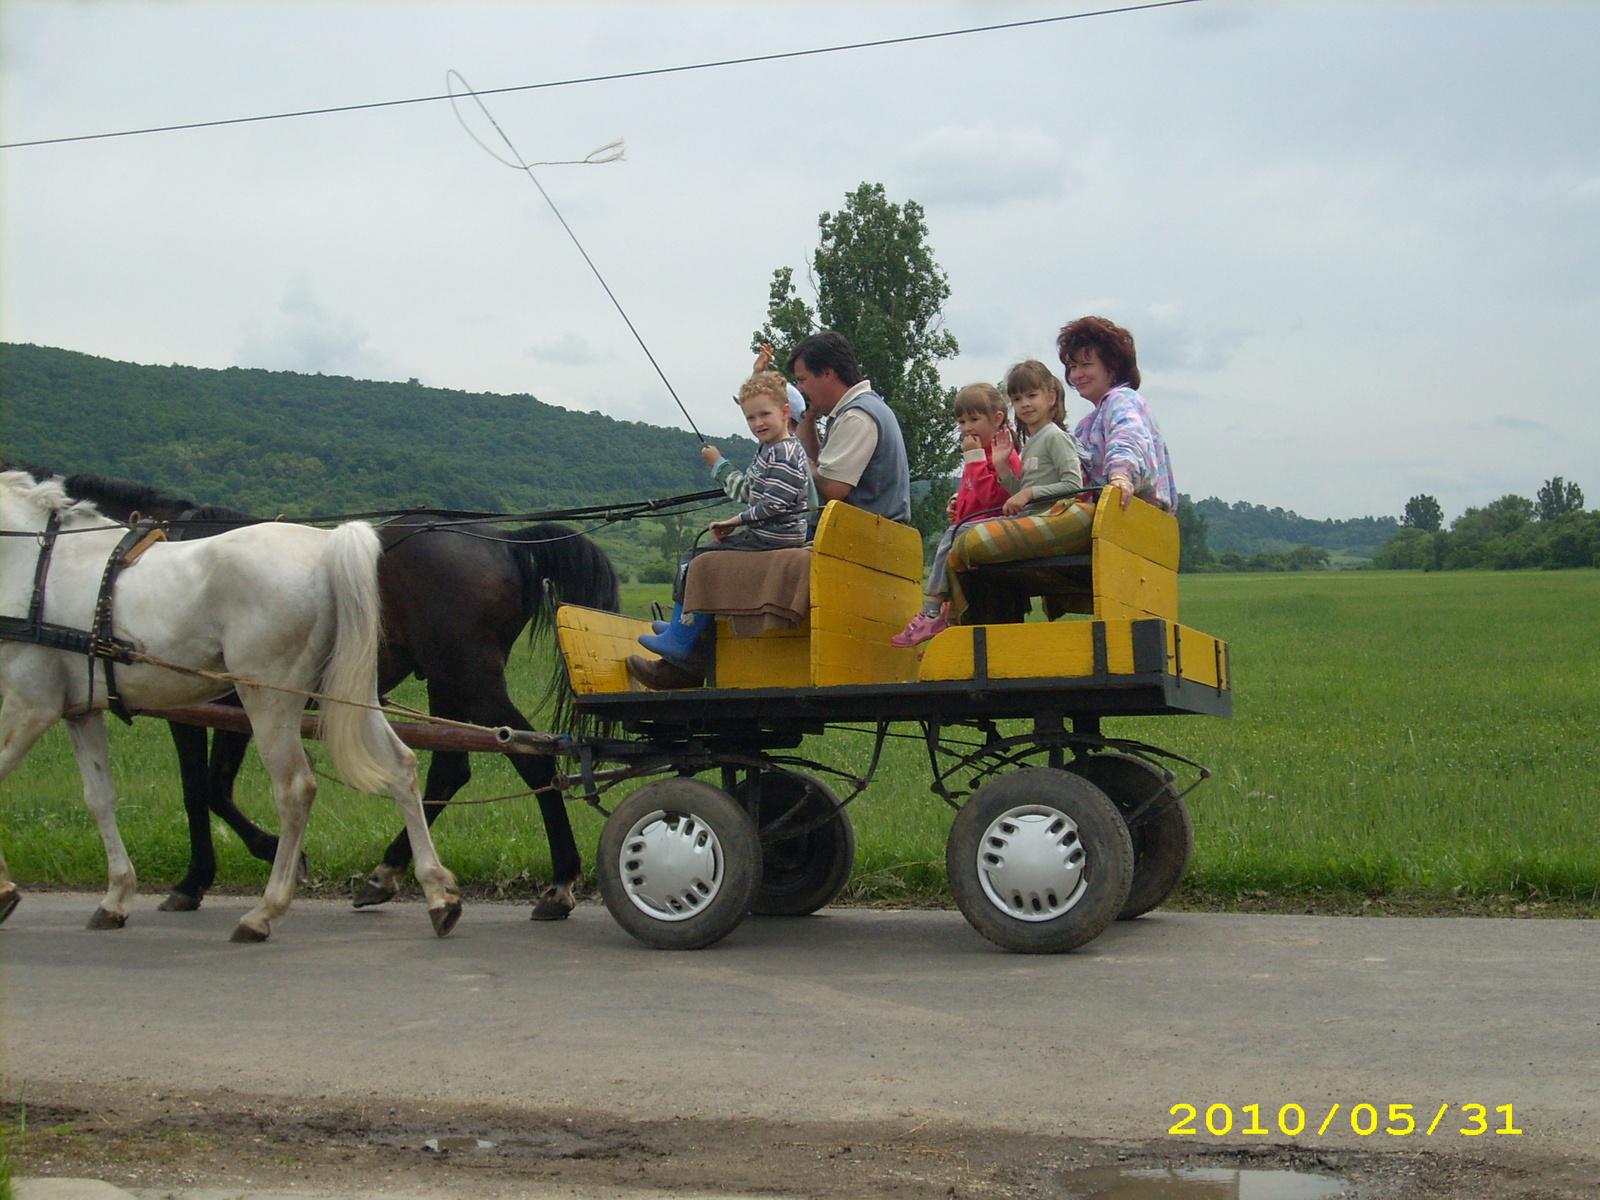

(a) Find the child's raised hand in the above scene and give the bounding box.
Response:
[991,427,1014,466]
[701,444,723,468]
[753,343,774,373]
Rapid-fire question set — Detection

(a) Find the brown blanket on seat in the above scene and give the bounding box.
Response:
[683,547,811,637]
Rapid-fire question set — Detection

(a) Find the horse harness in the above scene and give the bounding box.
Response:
[0,511,168,723]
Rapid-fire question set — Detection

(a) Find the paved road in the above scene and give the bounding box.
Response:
[3,893,1596,1157]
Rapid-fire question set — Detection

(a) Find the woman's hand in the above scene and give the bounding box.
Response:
[1003,487,1034,516]
[753,343,774,373]
[1107,473,1135,510]
[701,444,724,468]
[708,517,739,542]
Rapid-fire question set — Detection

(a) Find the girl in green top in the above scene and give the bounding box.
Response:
[991,360,1082,511]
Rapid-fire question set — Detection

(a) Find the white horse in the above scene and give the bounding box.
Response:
[0,469,461,941]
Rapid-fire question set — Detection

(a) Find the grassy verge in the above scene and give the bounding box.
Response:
[1,572,1597,914]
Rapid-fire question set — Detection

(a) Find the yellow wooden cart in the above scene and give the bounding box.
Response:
[538,488,1230,954]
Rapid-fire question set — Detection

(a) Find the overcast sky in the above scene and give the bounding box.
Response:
[3,1,1597,521]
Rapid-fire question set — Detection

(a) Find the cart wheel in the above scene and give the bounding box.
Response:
[597,778,761,950]
[946,768,1133,954]
[739,771,856,916]
[1068,753,1193,920]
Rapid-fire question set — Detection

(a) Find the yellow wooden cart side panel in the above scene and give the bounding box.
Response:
[1090,487,1181,572]
[810,629,921,685]
[715,619,812,689]
[917,626,975,681]
[1091,538,1178,622]
[984,621,1097,679]
[811,500,924,583]
[810,547,922,687]
[556,606,653,695]
[1168,625,1226,690]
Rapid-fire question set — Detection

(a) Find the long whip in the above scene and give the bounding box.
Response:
[446,70,708,444]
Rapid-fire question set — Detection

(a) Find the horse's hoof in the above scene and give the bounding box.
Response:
[86,907,127,930]
[230,922,270,943]
[430,899,463,938]
[0,890,20,925]
[158,891,202,912]
[529,891,575,921]
[351,880,397,908]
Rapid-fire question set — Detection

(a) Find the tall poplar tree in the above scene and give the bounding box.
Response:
[754,183,960,537]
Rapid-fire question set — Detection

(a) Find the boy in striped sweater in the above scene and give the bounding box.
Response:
[630,370,811,689]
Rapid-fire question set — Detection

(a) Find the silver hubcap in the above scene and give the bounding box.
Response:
[975,804,1089,922]
[619,809,725,922]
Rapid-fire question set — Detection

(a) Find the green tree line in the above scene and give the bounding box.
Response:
[1373,480,1597,570]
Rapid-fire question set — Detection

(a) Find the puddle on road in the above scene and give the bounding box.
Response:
[373,1128,615,1158]
[1060,1165,1349,1199]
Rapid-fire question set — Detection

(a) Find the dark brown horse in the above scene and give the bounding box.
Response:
[57,470,620,918]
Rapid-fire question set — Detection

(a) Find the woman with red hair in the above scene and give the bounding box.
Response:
[1058,315,1175,514]
[944,316,1175,625]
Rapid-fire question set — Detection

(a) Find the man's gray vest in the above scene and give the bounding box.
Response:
[830,388,911,524]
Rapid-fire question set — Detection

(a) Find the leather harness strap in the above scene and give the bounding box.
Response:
[0,512,164,724]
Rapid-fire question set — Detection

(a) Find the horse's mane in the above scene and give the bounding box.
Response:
[63,472,198,518]
[504,521,621,736]
[0,467,106,523]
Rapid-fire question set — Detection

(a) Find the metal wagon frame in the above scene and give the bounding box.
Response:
[523,492,1232,954]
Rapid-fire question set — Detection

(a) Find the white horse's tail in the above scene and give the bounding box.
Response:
[318,521,394,795]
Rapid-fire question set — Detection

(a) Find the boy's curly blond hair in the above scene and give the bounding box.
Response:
[738,370,790,409]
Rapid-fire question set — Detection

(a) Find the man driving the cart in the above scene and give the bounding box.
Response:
[789,331,912,525]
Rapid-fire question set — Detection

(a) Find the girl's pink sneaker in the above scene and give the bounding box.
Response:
[892,608,948,647]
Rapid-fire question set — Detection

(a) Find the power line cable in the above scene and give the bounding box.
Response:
[0,0,1200,151]
[446,71,707,443]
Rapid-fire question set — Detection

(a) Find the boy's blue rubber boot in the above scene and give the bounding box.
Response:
[638,605,714,669]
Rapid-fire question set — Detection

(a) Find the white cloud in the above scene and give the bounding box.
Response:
[236,283,389,378]
[897,122,1067,206]
[524,332,620,366]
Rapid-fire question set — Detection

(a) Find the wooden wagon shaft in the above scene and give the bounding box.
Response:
[135,702,561,756]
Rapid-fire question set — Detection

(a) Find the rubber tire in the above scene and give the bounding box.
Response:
[1068,753,1193,920]
[739,771,856,916]
[946,767,1133,954]
[597,777,761,950]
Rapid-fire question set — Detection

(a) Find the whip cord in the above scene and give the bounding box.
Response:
[446,70,708,444]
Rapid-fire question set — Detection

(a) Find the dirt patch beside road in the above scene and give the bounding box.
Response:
[9,1085,1600,1200]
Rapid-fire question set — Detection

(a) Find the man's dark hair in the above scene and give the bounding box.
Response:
[787,331,863,387]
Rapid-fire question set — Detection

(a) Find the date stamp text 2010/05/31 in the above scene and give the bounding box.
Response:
[1168,1103,1522,1138]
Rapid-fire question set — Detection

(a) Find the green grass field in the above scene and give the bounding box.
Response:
[3,571,1597,910]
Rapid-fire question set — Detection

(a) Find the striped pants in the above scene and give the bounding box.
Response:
[946,498,1096,623]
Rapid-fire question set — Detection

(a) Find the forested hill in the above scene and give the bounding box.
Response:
[0,342,751,517]
[1193,496,1398,559]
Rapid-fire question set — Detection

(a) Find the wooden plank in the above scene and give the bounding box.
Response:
[985,621,1097,679]
[811,629,920,686]
[1169,625,1224,689]
[811,554,922,617]
[1091,538,1178,622]
[716,622,811,689]
[1090,487,1180,572]
[556,606,651,695]
[917,626,975,681]
[812,501,924,583]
